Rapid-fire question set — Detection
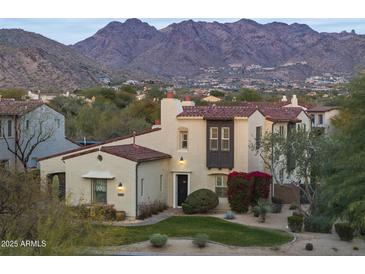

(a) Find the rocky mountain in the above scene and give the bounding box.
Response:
[0,29,108,92]
[74,18,365,80]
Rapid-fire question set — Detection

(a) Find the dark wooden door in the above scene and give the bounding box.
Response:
[177,174,188,206]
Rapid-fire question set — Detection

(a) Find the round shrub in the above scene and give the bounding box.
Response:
[252,206,260,217]
[305,243,313,251]
[288,215,303,232]
[334,223,354,241]
[304,215,333,233]
[224,210,235,220]
[149,233,168,247]
[192,233,209,248]
[182,189,218,214]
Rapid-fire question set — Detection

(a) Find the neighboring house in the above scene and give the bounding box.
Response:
[307,106,340,135]
[202,95,222,103]
[39,92,316,219]
[0,99,79,170]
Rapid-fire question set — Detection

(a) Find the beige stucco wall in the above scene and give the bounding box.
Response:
[63,151,138,218]
[137,159,170,206]
[248,110,266,172]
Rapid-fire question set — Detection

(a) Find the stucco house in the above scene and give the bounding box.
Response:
[0,99,79,170]
[307,106,339,135]
[39,92,315,219]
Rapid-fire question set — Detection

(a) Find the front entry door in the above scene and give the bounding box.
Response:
[177,174,188,206]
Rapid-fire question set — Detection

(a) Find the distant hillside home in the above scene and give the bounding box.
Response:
[307,106,340,135]
[0,99,79,170]
[202,95,222,103]
[40,93,333,219]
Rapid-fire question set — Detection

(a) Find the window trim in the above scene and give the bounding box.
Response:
[91,179,107,204]
[210,127,219,151]
[179,130,188,150]
[7,120,12,137]
[159,175,163,192]
[221,127,230,151]
[318,114,324,125]
[255,126,262,149]
[215,175,228,198]
[141,178,144,197]
[279,125,285,136]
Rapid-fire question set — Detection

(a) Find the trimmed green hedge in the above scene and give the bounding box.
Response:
[182,189,218,214]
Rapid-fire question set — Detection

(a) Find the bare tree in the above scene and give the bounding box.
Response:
[250,128,326,216]
[3,115,55,171]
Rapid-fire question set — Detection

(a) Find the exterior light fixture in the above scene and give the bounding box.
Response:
[117,182,124,196]
[179,156,184,164]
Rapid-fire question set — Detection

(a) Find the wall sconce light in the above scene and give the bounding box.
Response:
[117,182,125,196]
[179,156,184,164]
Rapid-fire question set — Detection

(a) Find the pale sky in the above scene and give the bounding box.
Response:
[0,18,364,45]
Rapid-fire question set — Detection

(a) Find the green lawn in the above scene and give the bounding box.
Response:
[89,216,292,247]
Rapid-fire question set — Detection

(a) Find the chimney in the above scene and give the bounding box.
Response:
[281,95,288,102]
[291,94,298,106]
[166,90,174,99]
[152,119,162,129]
[181,94,195,107]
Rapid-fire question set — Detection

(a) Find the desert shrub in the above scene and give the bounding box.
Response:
[254,198,271,222]
[252,206,260,217]
[304,215,333,233]
[271,203,282,213]
[0,169,101,255]
[149,233,168,247]
[137,202,152,219]
[289,203,299,210]
[71,204,90,219]
[192,233,209,248]
[288,216,304,232]
[335,223,354,241]
[305,243,314,251]
[90,204,117,221]
[271,197,283,213]
[224,210,235,220]
[227,171,271,213]
[182,189,218,214]
[151,201,160,215]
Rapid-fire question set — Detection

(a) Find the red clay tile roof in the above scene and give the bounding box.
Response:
[62,144,171,163]
[177,105,256,120]
[177,104,304,122]
[101,145,171,162]
[0,100,44,116]
[260,107,304,122]
[39,127,162,162]
[307,106,339,112]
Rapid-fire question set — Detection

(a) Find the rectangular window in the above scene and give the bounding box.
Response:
[141,178,144,196]
[179,131,188,150]
[215,175,228,198]
[255,126,262,149]
[26,120,30,130]
[7,120,12,137]
[92,179,107,204]
[0,120,2,137]
[210,127,218,151]
[318,114,324,125]
[279,125,284,136]
[221,127,230,151]
[160,175,163,192]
